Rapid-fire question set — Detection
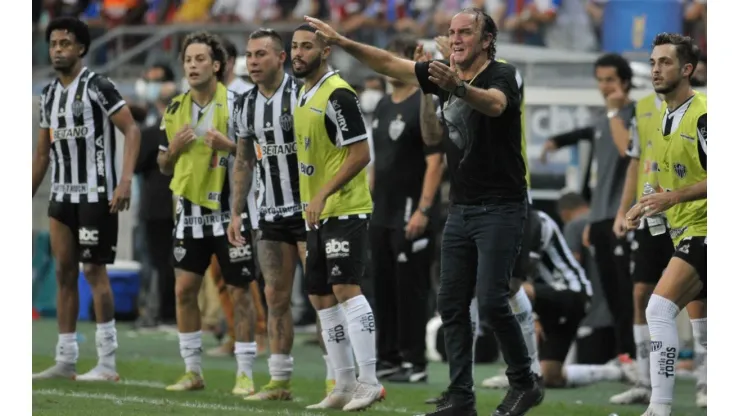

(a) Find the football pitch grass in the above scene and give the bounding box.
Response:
[32,320,705,416]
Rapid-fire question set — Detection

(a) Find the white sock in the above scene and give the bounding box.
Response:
[55,333,79,365]
[318,305,356,389]
[691,318,707,388]
[645,295,680,406]
[342,295,378,385]
[178,331,203,375]
[268,354,294,382]
[235,341,257,378]
[470,297,479,375]
[95,320,117,369]
[634,324,651,386]
[323,354,334,381]
[510,287,541,376]
[564,364,622,387]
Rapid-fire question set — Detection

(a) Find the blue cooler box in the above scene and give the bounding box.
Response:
[78,260,141,321]
[602,0,683,55]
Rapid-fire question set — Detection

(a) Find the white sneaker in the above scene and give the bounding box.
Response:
[481,374,510,389]
[76,365,120,382]
[610,385,651,405]
[696,385,707,408]
[306,386,354,409]
[618,361,640,384]
[32,363,76,380]
[343,382,386,411]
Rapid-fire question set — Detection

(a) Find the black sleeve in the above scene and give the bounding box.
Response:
[415,60,443,96]
[551,126,595,148]
[157,117,169,152]
[325,88,368,147]
[486,63,520,111]
[697,113,706,170]
[89,75,126,116]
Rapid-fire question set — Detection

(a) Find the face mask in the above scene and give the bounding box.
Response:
[359,90,384,114]
[146,82,162,103]
[135,78,147,100]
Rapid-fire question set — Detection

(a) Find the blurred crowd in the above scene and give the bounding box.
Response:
[33,0,707,66]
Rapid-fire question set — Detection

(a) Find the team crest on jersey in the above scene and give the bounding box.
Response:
[673,163,687,179]
[72,100,84,117]
[279,113,293,131]
[388,115,405,141]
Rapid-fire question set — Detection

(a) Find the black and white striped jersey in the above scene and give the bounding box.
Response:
[233,74,303,223]
[532,210,593,297]
[39,67,125,203]
[158,89,248,239]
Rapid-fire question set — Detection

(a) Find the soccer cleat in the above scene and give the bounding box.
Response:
[32,362,76,380]
[76,365,120,382]
[482,374,509,389]
[424,390,448,405]
[325,379,336,396]
[387,363,428,383]
[376,360,401,379]
[306,385,354,409]
[343,382,386,411]
[640,404,672,416]
[165,371,205,391]
[231,372,255,396]
[609,385,651,405]
[696,385,707,408]
[244,380,292,401]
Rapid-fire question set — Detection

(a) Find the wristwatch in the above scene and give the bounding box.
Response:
[453,80,467,98]
[607,109,619,119]
[419,206,432,217]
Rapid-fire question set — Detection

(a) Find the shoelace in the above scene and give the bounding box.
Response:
[498,389,525,411]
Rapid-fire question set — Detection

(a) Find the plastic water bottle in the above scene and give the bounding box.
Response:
[643,183,667,236]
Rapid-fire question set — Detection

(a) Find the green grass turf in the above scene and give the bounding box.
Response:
[32,319,705,415]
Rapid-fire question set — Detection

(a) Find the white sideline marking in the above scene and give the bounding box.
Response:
[33,389,328,416]
[120,379,167,388]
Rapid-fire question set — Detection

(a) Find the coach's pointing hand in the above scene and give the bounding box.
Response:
[304,16,342,45]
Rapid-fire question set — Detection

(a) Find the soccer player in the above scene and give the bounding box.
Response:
[289,24,383,411]
[304,8,543,415]
[32,17,141,382]
[369,35,444,384]
[228,28,335,401]
[624,33,707,416]
[482,210,635,388]
[156,31,258,395]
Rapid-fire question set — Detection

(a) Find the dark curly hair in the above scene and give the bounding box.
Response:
[653,33,701,77]
[459,7,498,60]
[180,31,228,82]
[386,34,418,60]
[46,17,91,57]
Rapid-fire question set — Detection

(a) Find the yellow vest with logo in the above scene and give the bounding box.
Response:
[294,73,373,219]
[497,58,530,188]
[654,92,707,245]
[634,93,664,201]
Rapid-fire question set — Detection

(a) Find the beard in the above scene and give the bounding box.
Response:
[292,55,322,79]
[51,57,76,74]
[654,77,682,95]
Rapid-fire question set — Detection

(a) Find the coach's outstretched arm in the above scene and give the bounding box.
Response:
[304,16,418,86]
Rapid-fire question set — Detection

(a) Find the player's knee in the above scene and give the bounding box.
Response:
[645,295,679,325]
[82,263,109,289]
[331,283,361,303]
[264,285,290,315]
[175,279,200,305]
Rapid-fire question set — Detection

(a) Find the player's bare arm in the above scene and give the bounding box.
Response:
[428,57,508,117]
[157,125,196,175]
[32,128,52,197]
[231,136,256,216]
[304,16,418,85]
[605,86,631,156]
[415,46,445,146]
[109,105,141,212]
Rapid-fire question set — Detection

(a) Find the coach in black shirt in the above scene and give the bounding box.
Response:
[305,7,542,416]
[369,35,445,384]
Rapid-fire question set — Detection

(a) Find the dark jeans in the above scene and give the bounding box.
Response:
[145,218,176,322]
[589,219,635,358]
[438,200,534,406]
[371,225,433,368]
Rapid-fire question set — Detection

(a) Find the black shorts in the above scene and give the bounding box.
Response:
[172,229,256,288]
[533,284,589,362]
[673,236,707,299]
[258,216,307,245]
[305,218,369,296]
[48,200,118,265]
[631,227,674,284]
[512,201,536,280]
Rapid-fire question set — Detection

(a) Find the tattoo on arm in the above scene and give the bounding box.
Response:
[232,137,256,215]
[420,94,444,146]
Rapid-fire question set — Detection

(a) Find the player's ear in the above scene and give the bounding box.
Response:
[213,59,221,75]
[322,45,331,60]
